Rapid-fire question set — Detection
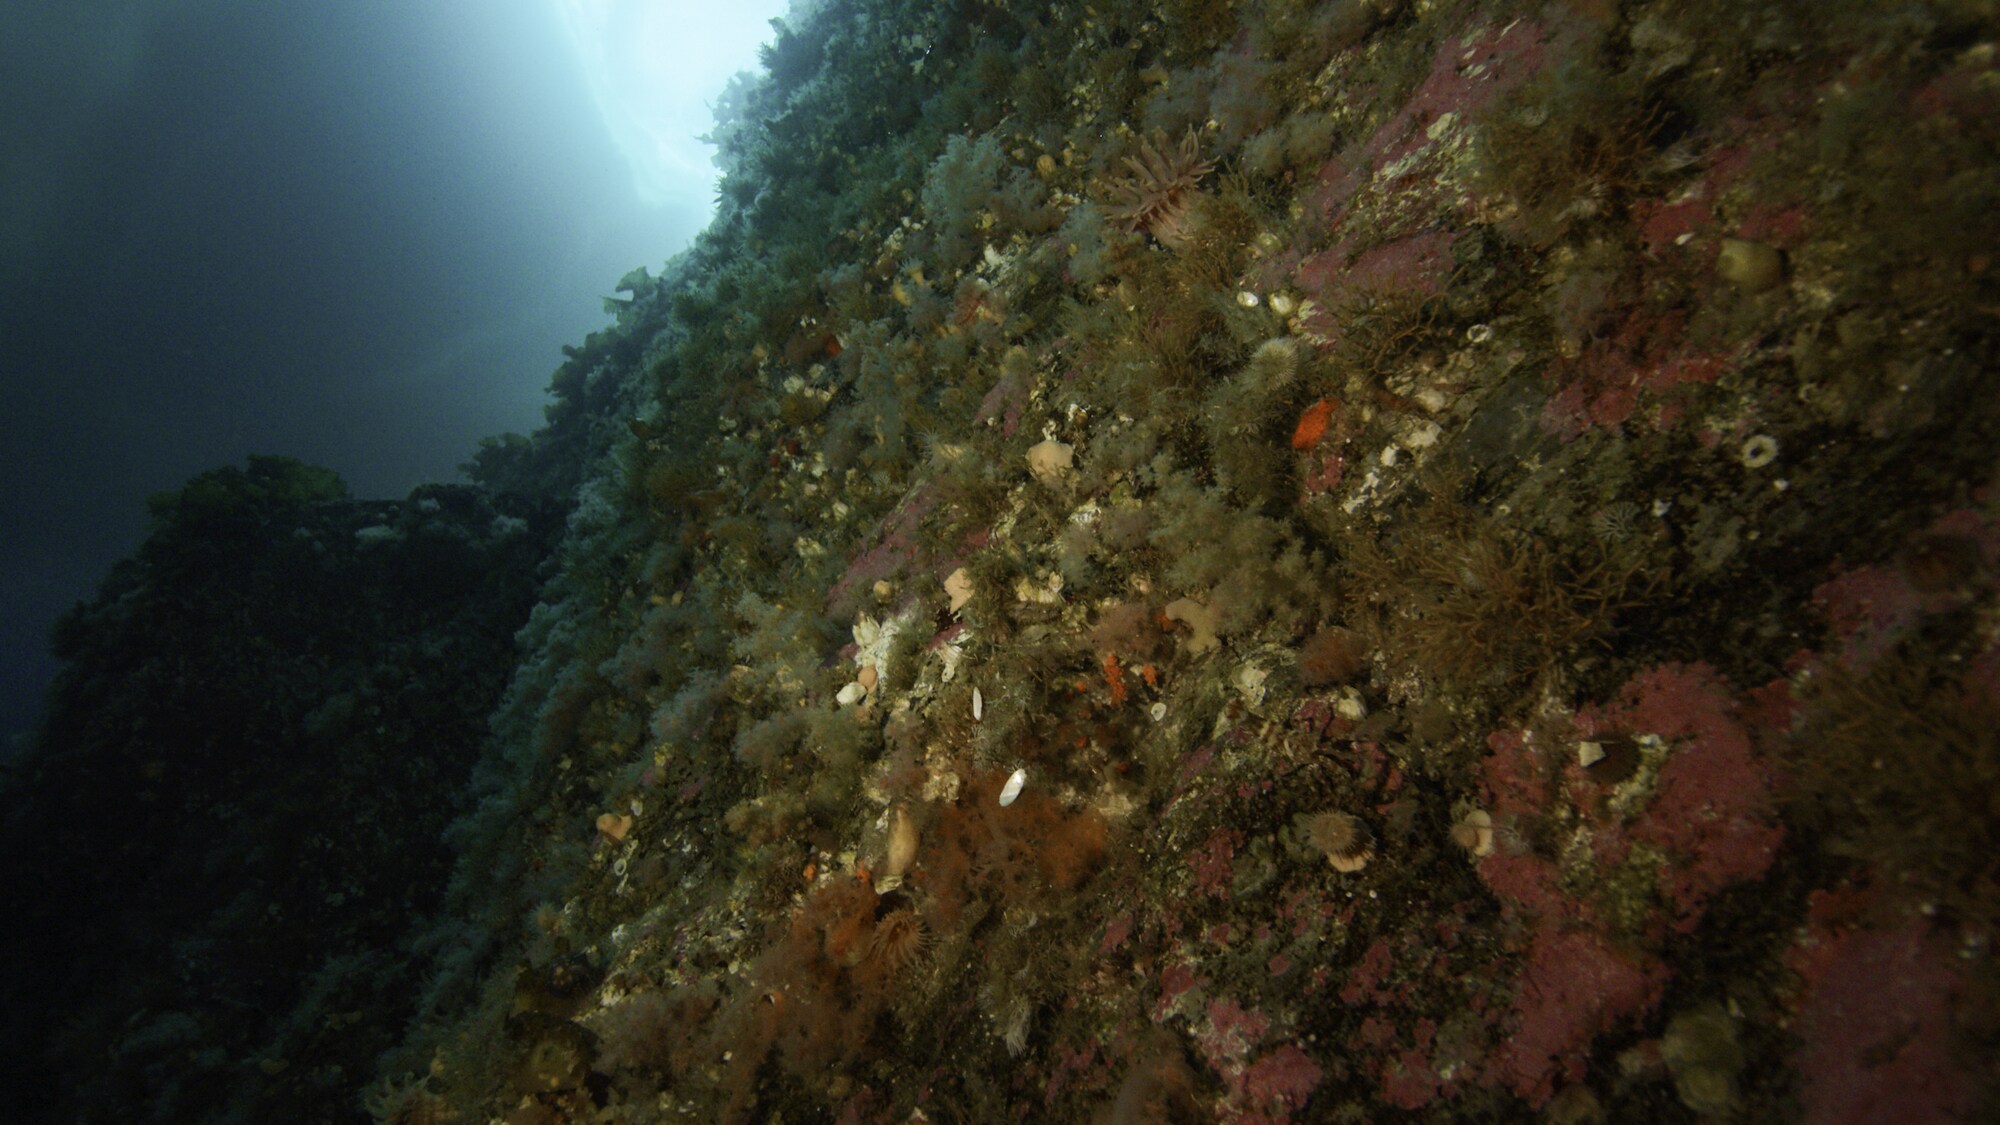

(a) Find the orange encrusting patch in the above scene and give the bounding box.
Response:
[1292,398,1336,450]
[1104,653,1127,706]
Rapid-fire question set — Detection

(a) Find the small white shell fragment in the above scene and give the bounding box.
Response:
[998,767,1026,807]
[1401,419,1441,449]
[972,686,984,721]
[836,682,866,706]
[1149,702,1168,722]
[1233,663,1269,708]
[1576,740,1606,768]
[1236,289,1261,308]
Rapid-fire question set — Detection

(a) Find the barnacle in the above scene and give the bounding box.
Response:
[1104,130,1215,252]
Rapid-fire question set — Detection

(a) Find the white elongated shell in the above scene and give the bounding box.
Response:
[998,768,1026,807]
[972,686,984,721]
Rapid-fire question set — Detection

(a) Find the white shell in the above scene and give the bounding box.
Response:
[998,768,1026,807]
[972,686,983,721]
[836,682,866,706]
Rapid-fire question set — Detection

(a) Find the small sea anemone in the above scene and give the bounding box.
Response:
[1104,130,1216,252]
[1299,811,1374,873]
[1450,808,1496,857]
[868,908,929,974]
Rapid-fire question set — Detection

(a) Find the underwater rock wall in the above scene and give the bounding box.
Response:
[358,2,2000,1121]
[12,0,2000,1122]
[371,0,2000,1121]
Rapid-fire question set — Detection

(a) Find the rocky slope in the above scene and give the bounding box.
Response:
[12,1,2000,1123]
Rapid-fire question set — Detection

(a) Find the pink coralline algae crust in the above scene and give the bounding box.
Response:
[1631,125,1809,259]
[1200,998,1272,1069]
[823,486,941,618]
[1538,108,1809,442]
[1277,20,1565,339]
[1592,662,1786,930]
[1379,1048,1448,1110]
[1811,507,2000,669]
[1487,927,1668,1106]
[1339,939,1398,1006]
[1294,229,1456,308]
[1483,663,1785,934]
[1238,1044,1323,1124]
[1303,20,1556,232]
[1466,664,1786,1107]
[1154,959,1208,1023]
[971,364,1032,437]
[1099,912,1134,955]
[1161,994,1322,1125]
[1474,729,1579,922]
[1299,445,1346,496]
[1189,827,1243,897]
[1786,903,1975,1125]
[1811,564,1930,665]
[1540,306,1732,440]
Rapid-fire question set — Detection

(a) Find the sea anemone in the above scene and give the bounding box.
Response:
[1299,811,1374,873]
[868,908,929,974]
[1104,130,1215,252]
[1450,808,1496,857]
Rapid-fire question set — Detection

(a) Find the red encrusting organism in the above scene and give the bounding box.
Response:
[1291,399,1336,450]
